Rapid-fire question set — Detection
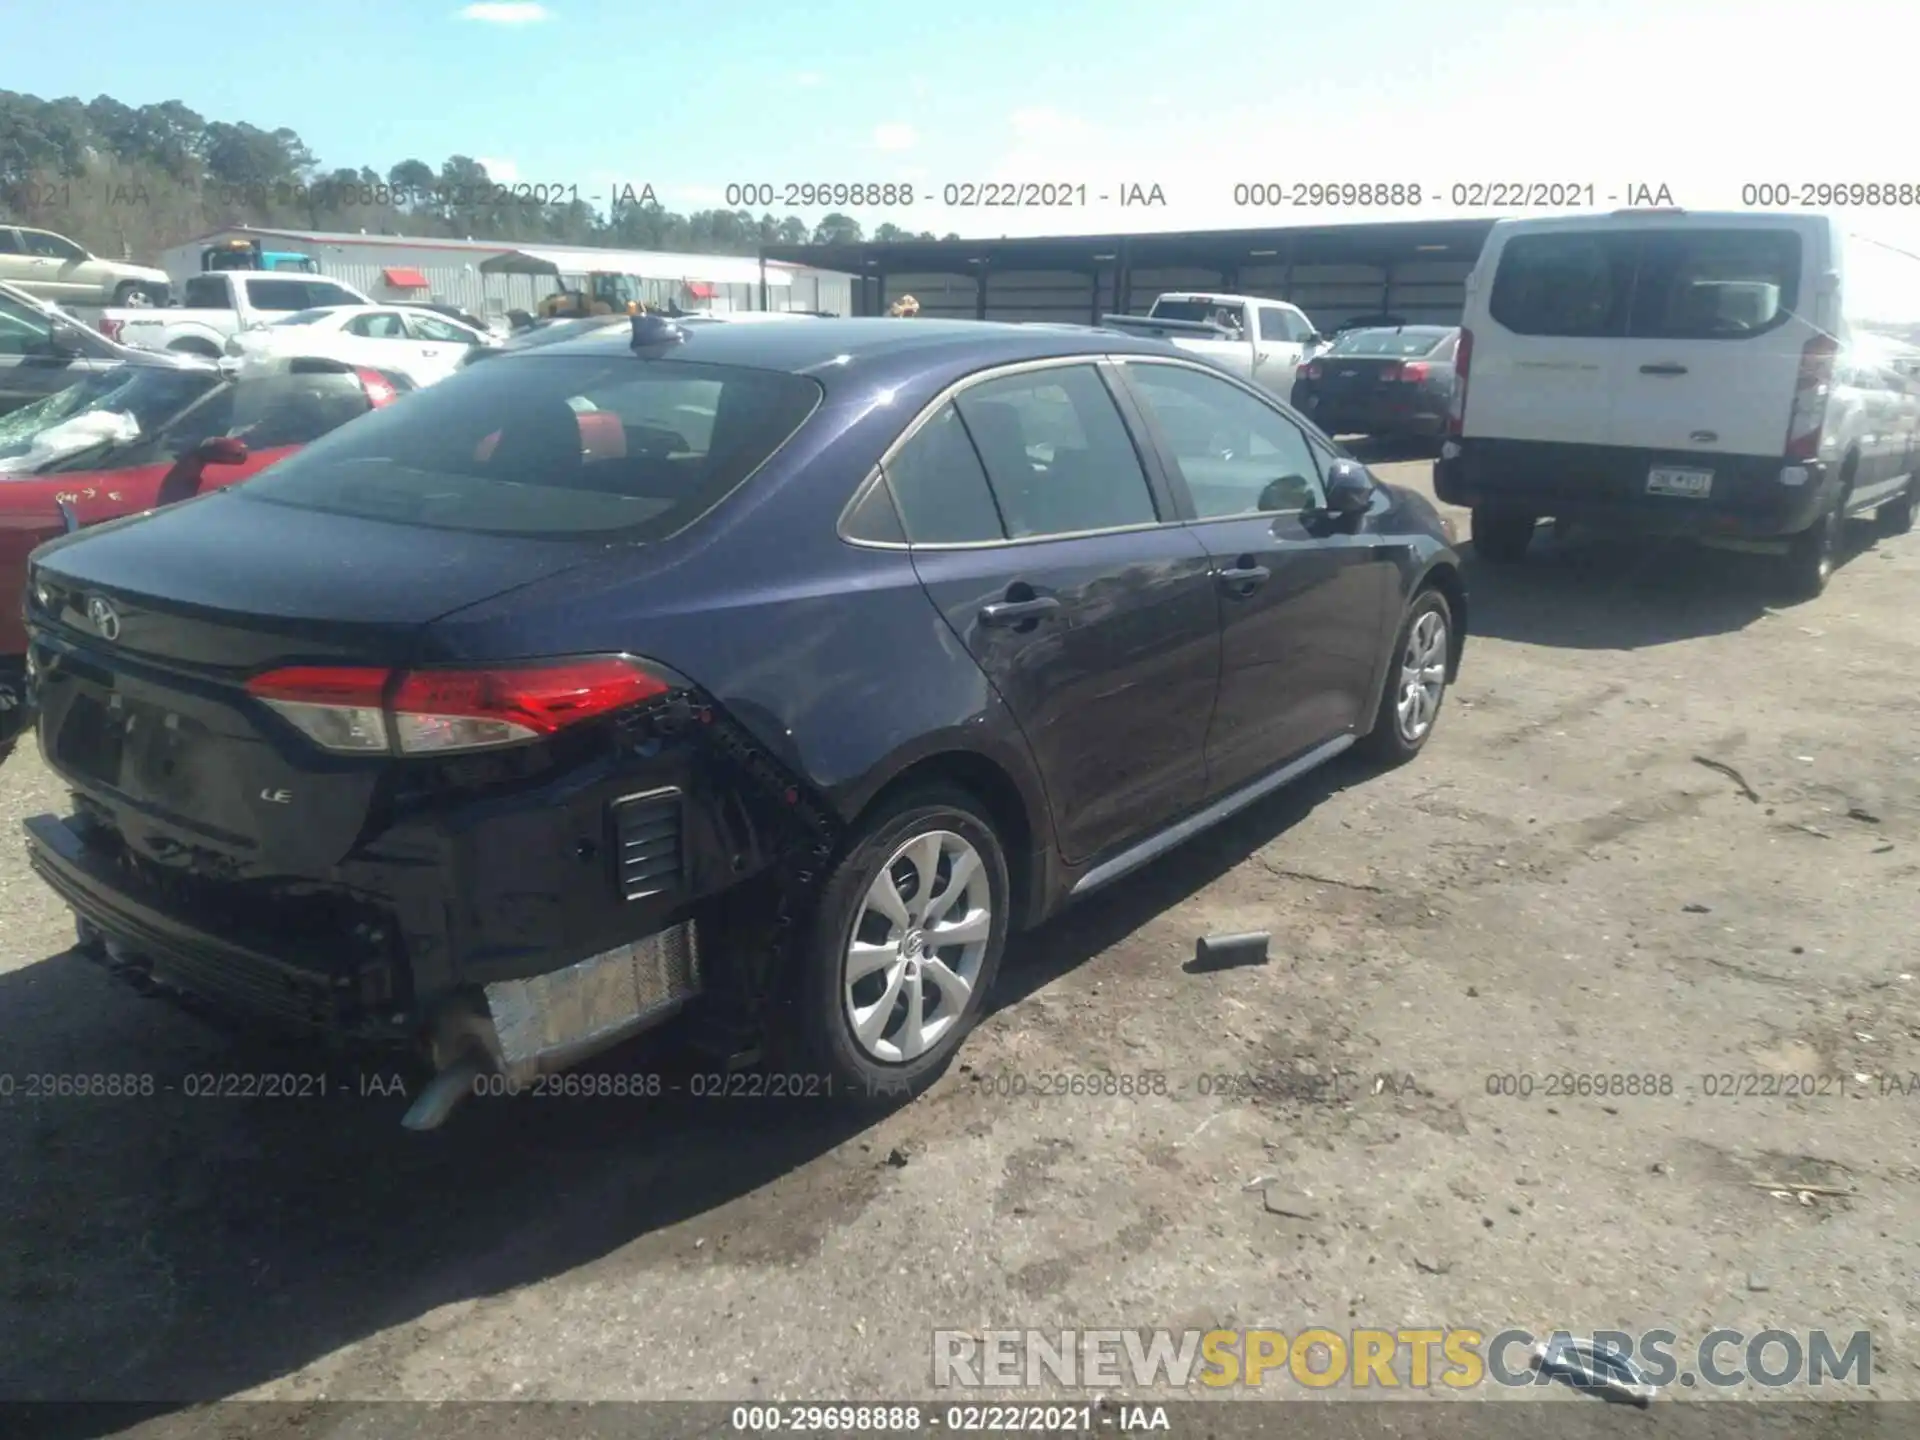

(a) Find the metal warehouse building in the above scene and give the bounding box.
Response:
[762,218,1498,328]
[162,227,855,319]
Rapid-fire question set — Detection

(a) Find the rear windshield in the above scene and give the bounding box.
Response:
[1148,300,1238,327]
[236,354,822,539]
[274,308,335,326]
[1326,328,1453,357]
[1489,227,1802,339]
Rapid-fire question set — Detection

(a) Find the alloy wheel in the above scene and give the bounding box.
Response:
[1395,609,1449,743]
[842,829,992,1063]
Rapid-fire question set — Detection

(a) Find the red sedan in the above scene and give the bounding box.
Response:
[0,358,409,761]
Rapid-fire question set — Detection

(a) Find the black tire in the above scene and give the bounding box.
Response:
[1471,506,1535,564]
[112,281,161,307]
[0,735,15,770]
[1783,491,1846,600]
[1356,587,1454,767]
[1879,477,1915,536]
[781,785,1011,1105]
[168,338,220,358]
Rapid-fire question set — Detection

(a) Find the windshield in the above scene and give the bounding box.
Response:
[238,353,822,539]
[0,365,222,468]
[1326,327,1453,357]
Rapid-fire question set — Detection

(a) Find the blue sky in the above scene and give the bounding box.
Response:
[11,0,1920,313]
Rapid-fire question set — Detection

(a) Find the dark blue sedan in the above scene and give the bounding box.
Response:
[21,315,1466,1125]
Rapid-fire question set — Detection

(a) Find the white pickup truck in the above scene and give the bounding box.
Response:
[87,271,373,359]
[1100,293,1328,399]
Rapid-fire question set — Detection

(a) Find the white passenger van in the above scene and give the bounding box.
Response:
[1436,211,1918,597]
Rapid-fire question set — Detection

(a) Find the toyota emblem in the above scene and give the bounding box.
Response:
[86,596,121,642]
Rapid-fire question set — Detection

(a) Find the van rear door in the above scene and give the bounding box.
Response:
[1608,219,1824,459]
[1465,226,1638,445]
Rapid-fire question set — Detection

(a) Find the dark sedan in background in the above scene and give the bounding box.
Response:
[1291,325,1460,448]
[22,316,1465,1128]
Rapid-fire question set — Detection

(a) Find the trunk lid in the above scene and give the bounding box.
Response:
[28,492,601,872]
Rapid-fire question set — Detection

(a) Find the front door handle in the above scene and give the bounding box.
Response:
[1639,363,1688,376]
[980,596,1062,627]
[1216,564,1271,594]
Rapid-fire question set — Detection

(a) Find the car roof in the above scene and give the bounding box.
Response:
[524,317,1183,381]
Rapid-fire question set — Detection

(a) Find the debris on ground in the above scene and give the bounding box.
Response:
[1682,903,1711,914]
[1411,1254,1452,1275]
[1847,807,1881,824]
[1261,1188,1317,1220]
[1189,932,1271,971]
[1746,1273,1770,1292]
[1532,1334,1655,1406]
[884,1147,911,1168]
[1692,755,1761,803]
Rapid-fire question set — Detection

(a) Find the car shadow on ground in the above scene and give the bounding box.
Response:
[1459,519,1890,650]
[0,757,1367,1434]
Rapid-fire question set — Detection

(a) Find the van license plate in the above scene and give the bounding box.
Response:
[1647,467,1713,498]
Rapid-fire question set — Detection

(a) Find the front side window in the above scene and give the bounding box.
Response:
[953,364,1158,539]
[1126,362,1325,519]
[0,295,54,357]
[21,230,86,262]
[237,355,821,539]
[407,312,478,343]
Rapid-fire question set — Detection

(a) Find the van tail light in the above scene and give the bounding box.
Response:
[98,318,124,342]
[246,657,670,756]
[1398,361,1430,383]
[1785,333,1838,462]
[1446,329,1473,436]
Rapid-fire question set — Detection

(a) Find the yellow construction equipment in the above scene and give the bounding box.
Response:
[538,273,647,319]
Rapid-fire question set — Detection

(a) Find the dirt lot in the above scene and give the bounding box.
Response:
[2,452,1917,1433]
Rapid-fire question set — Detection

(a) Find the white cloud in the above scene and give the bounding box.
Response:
[475,156,520,182]
[458,2,551,23]
[794,71,823,87]
[872,123,918,153]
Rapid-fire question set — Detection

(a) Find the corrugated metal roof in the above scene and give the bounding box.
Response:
[187,225,811,274]
[479,246,790,286]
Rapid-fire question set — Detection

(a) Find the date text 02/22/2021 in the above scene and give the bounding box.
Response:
[721,182,1167,209]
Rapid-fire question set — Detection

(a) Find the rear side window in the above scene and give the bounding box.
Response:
[1630,229,1800,339]
[1488,232,1635,337]
[954,365,1158,538]
[249,279,322,311]
[183,275,231,308]
[229,372,376,448]
[885,403,1005,544]
[236,355,821,539]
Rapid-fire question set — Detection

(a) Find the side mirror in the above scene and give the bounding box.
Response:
[1323,458,1374,515]
[196,436,249,467]
[43,323,82,357]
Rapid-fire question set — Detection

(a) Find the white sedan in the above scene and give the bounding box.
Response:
[225,304,498,389]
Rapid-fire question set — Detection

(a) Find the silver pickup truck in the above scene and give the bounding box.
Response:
[81,271,372,358]
[1100,293,1327,399]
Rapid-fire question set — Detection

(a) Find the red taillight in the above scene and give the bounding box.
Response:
[245,657,669,755]
[353,368,398,406]
[1399,361,1430,383]
[1305,361,1323,381]
[1446,328,1473,436]
[1785,333,1838,462]
[98,318,124,342]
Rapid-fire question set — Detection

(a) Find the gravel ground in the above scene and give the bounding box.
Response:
[1,451,1916,1437]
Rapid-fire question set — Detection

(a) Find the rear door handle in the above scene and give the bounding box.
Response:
[979,596,1062,627]
[1639,363,1688,376]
